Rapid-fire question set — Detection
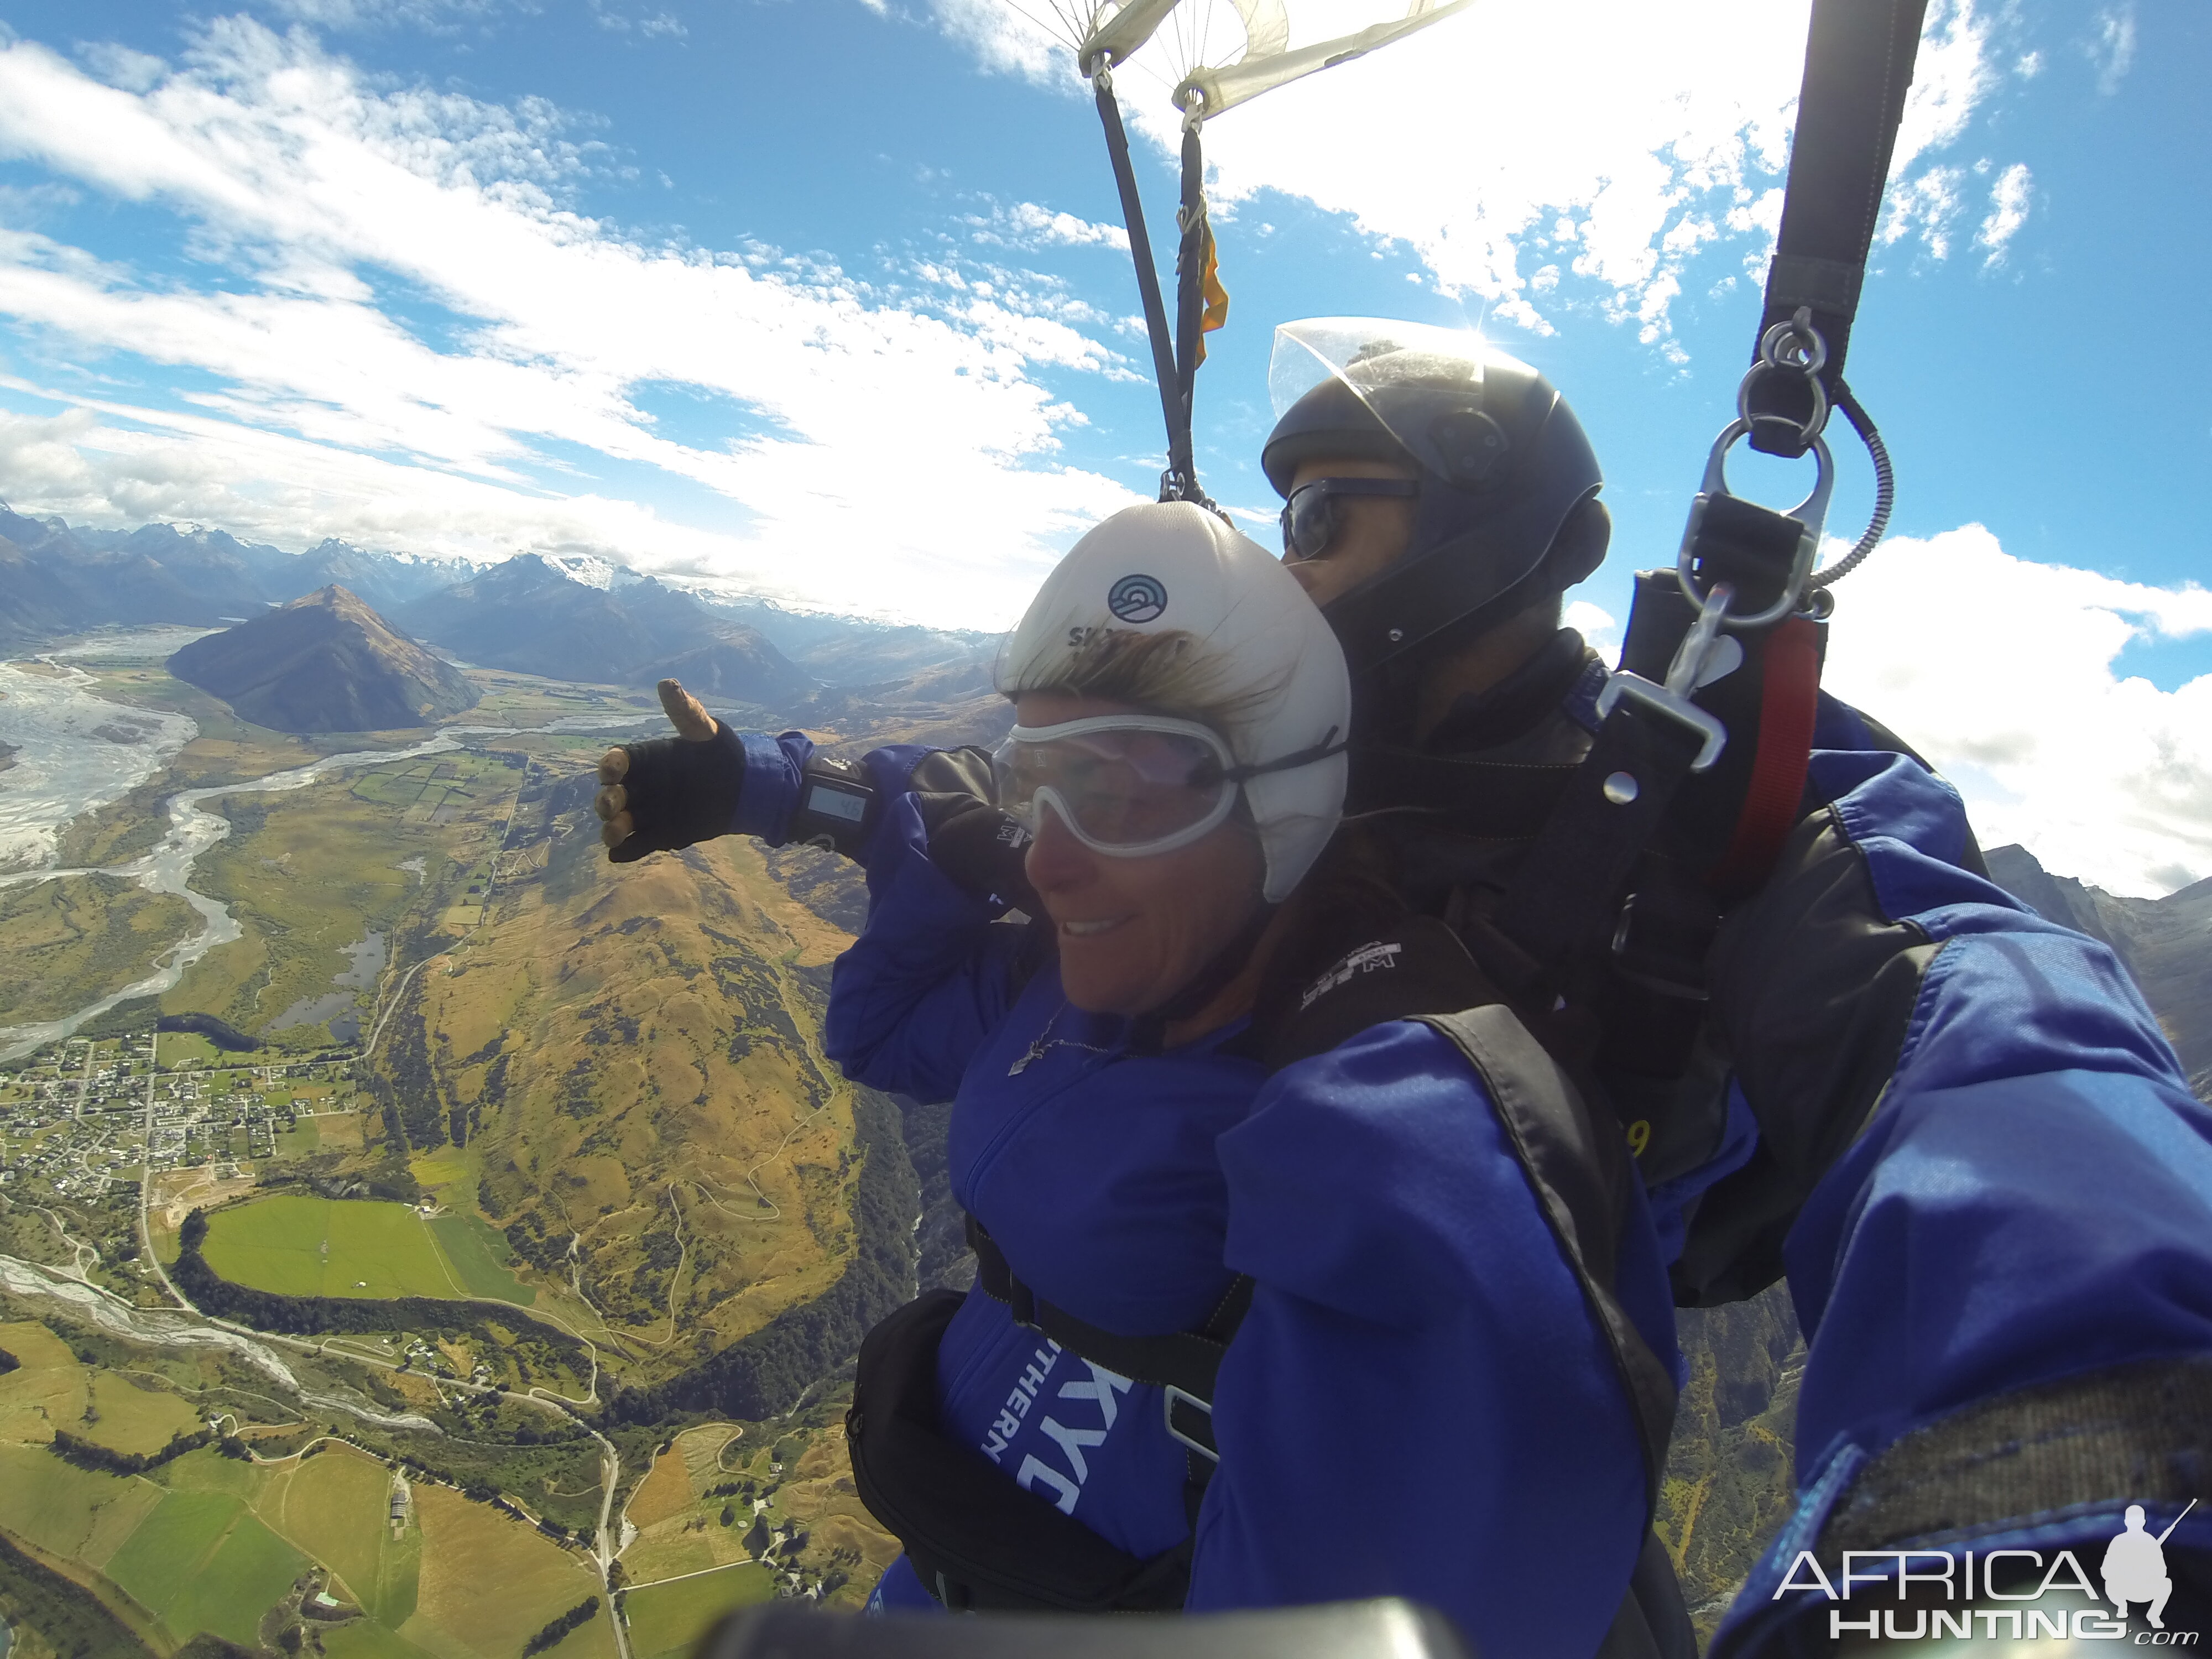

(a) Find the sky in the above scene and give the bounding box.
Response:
[0,0,2206,895]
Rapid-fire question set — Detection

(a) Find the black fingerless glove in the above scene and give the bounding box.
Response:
[606,725,746,863]
[916,792,1038,916]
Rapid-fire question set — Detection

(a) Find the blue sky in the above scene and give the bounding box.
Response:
[0,0,2206,891]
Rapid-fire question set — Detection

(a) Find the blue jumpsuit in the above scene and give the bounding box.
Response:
[722,694,2212,1657]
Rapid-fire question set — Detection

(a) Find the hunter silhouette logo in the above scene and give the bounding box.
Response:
[1774,1498,2201,1644]
[2107,1501,2195,1631]
[1107,573,1167,623]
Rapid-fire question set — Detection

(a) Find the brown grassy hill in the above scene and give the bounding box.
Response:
[167,585,478,733]
[393,764,881,1384]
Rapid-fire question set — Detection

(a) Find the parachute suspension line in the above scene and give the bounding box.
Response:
[1090,64,1204,505]
[1171,104,1209,456]
[1808,380,1892,589]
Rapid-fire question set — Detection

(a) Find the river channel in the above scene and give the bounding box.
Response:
[0,634,661,1061]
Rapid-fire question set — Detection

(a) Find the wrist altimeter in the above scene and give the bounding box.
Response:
[793,754,878,857]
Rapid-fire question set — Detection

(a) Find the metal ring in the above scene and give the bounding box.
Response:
[1759,314,1829,377]
[1734,361,1829,446]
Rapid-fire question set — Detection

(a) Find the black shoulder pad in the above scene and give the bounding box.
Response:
[1260,915,1500,1072]
[906,745,996,800]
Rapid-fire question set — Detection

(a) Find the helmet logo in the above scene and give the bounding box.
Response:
[1107,573,1168,623]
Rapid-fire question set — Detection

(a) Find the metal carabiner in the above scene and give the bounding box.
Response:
[1676,417,1833,632]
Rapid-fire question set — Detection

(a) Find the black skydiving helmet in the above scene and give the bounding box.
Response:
[1262,318,1605,681]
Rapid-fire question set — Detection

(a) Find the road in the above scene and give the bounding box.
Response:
[135,1030,194,1313]
[71,1037,95,1121]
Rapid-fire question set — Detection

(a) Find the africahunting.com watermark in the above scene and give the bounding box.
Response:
[1774,1503,2200,1644]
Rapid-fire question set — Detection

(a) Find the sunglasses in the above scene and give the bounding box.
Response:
[1279,477,1419,562]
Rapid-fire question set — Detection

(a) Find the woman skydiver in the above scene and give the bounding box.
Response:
[595,500,1691,1658]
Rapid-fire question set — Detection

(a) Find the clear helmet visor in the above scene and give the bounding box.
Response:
[1267,316,1540,490]
[992,716,1239,858]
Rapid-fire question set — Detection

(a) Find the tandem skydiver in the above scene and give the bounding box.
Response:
[592,334,2212,1655]
[1249,317,2212,1652]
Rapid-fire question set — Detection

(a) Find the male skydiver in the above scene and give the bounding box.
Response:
[1254,318,2212,1652]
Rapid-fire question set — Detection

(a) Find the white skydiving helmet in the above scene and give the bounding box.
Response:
[998,501,1351,904]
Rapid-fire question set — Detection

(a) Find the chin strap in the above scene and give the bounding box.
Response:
[1129,901,1277,1056]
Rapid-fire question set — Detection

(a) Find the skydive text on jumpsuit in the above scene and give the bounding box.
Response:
[978,1335,1136,1517]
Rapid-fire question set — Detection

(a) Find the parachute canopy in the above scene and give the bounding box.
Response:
[1004,4,1478,506]
[1014,0,1474,119]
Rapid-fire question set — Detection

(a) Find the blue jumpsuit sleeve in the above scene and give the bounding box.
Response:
[1715,749,2212,1648]
[818,745,1025,1102]
[730,729,815,843]
[1189,1022,1656,1659]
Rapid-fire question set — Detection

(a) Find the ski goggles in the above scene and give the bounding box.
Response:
[1280,476,1419,562]
[992,716,1344,858]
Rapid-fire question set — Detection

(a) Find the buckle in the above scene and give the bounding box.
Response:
[1162,1385,1218,1462]
[1594,674,1727,774]
[1610,894,1712,1003]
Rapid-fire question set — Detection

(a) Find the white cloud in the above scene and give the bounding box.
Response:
[1879,165,1966,260]
[265,0,502,27]
[1975,161,2032,266]
[966,199,1130,252]
[1563,598,1619,662]
[925,0,2012,346]
[0,21,1146,627]
[1819,526,2212,898]
[2086,3,2137,95]
[1887,0,1996,176]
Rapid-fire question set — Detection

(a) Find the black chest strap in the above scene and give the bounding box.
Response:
[966,1214,1251,1470]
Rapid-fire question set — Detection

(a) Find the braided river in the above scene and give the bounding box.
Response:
[0,631,657,1060]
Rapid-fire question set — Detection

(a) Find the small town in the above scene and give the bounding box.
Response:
[0,1029,365,1198]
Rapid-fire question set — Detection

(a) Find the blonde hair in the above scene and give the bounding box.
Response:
[998,628,1285,736]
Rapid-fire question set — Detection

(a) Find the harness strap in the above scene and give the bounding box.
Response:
[1413,1007,1679,1520]
[966,1214,1251,1464]
[1706,613,1823,897]
[1347,747,1579,831]
[1487,695,1710,993]
[1749,0,1930,456]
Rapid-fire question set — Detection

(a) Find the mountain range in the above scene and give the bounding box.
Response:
[167,585,481,733]
[0,508,474,644]
[2,507,1004,707]
[1985,843,2212,1099]
[390,553,817,706]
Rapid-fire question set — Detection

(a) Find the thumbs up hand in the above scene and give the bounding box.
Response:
[596,679,746,862]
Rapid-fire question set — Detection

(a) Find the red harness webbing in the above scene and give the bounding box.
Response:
[1707,614,1823,898]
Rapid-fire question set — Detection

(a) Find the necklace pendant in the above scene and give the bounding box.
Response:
[1008,1043,1044,1077]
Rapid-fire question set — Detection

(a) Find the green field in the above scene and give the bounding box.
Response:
[100,1486,307,1644]
[266,1448,411,1620]
[0,1443,149,1561]
[622,1564,772,1659]
[199,1196,495,1302]
[166,1508,310,1645]
[321,1620,437,1659]
[426,1214,534,1304]
[155,1031,227,1068]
